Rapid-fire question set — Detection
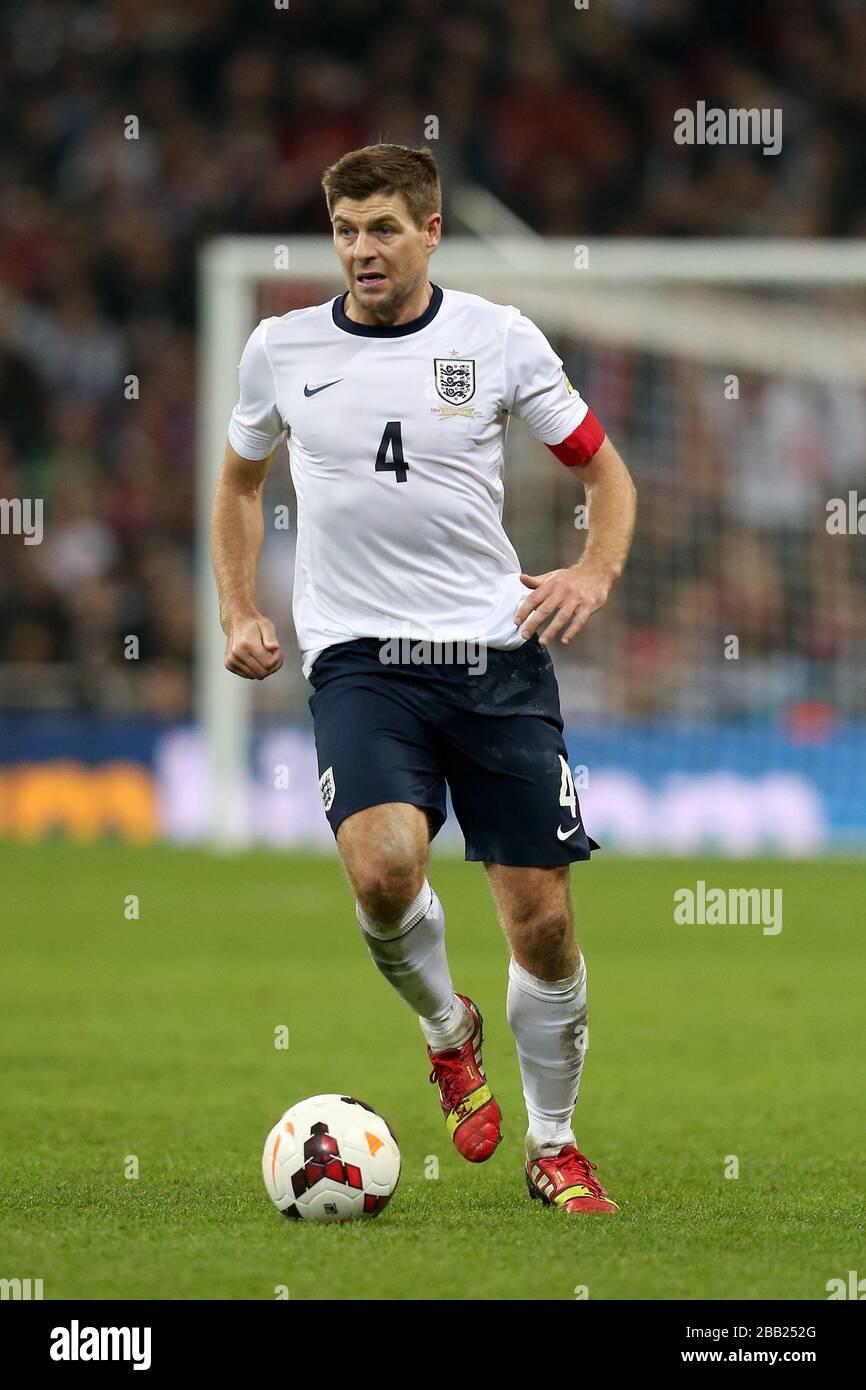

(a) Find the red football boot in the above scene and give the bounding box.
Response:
[427,995,502,1162]
[525,1144,619,1213]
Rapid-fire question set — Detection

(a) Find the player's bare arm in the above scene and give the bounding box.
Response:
[211,439,284,680]
[515,435,637,647]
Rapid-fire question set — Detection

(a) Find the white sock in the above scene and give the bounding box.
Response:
[506,955,588,1159]
[356,881,472,1051]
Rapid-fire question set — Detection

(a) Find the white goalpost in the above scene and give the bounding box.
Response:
[197,237,866,849]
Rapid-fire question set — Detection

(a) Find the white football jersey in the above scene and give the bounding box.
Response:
[227,283,602,677]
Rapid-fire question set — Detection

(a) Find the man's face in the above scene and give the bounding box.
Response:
[331,192,441,321]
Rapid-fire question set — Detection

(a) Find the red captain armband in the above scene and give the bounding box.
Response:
[545,409,606,467]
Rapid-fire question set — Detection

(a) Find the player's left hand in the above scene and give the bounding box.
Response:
[515,564,612,646]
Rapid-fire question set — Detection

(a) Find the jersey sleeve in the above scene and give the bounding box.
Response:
[227,318,286,460]
[504,308,605,466]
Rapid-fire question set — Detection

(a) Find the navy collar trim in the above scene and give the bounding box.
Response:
[332,283,443,337]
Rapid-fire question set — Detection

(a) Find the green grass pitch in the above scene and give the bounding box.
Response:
[0,843,862,1301]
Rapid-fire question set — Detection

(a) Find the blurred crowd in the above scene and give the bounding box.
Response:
[524,347,866,721]
[1,0,865,718]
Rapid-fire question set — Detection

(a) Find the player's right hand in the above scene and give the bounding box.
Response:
[223,613,284,680]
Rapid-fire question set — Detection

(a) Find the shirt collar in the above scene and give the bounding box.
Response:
[332,283,443,337]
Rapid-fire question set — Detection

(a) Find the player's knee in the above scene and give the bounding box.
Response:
[339,804,429,923]
[513,908,574,975]
[352,850,425,925]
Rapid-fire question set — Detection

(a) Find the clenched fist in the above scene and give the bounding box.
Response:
[223,612,284,680]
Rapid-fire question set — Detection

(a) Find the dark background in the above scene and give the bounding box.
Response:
[0,0,864,717]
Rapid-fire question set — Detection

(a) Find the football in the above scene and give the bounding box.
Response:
[262,1093,401,1223]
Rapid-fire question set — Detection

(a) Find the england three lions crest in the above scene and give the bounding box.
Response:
[434,358,475,405]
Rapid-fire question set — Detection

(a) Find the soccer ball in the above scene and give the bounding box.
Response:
[262,1093,401,1223]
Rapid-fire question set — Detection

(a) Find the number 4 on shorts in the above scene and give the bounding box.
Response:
[558,754,577,818]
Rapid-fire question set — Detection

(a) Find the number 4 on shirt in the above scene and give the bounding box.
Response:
[376,422,408,483]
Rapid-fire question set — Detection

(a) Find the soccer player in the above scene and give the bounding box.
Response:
[211,145,636,1214]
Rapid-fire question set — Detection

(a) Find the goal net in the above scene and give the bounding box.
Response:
[194,238,866,854]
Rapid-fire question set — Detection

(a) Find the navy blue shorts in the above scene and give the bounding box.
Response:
[307,635,598,868]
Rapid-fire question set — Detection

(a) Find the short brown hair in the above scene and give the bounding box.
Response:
[321,144,441,229]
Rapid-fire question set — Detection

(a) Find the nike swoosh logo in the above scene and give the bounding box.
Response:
[557,822,582,840]
[304,379,343,397]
